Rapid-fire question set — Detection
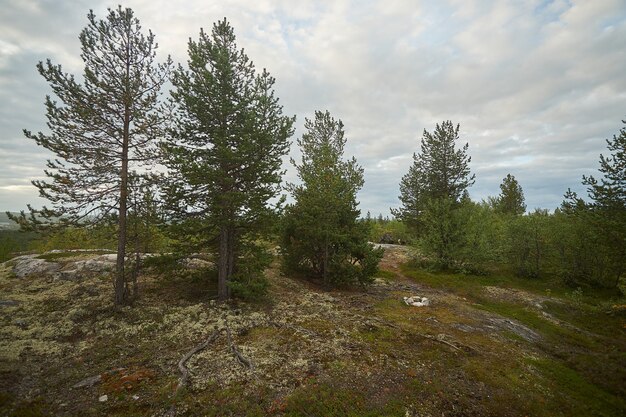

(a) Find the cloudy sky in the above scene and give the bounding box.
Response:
[1,0,625,215]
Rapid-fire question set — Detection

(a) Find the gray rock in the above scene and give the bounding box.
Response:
[10,255,62,278]
[69,255,116,274]
[486,317,541,342]
[451,323,477,333]
[73,374,102,389]
[183,257,213,270]
[55,269,83,281]
[14,319,28,329]
[53,255,116,281]
[0,300,19,307]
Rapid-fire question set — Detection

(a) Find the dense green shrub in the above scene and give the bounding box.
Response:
[367,219,413,244]
[503,210,550,279]
[0,230,39,262]
[281,111,383,287]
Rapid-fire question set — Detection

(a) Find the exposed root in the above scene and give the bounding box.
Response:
[226,320,254,371]
[174,329,221,395]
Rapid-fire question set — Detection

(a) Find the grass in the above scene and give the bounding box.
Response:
[399,260,626,417]
[373,269,398,281]
[529,357,626,417]
[402,262,562,297]
[474,299,597,347]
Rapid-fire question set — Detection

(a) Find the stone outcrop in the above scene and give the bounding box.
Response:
[6,252,116,280]
[9,255,63,278]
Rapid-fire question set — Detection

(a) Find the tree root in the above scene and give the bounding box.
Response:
[174,329,221,395]
[226,321,254,370]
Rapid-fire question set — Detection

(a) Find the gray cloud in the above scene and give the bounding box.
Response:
[0,0,625,216]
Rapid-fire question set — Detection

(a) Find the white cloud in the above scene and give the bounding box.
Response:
[0,0,625,214]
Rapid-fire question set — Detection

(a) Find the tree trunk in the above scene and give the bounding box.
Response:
[218,225,229,301]
[323,238,329,286]
[132,251,140,299]
[115,57,131,305]
[115,116,129,305]
[226,227,235,299]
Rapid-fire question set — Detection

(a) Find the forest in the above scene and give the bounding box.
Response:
[1,6,625,417]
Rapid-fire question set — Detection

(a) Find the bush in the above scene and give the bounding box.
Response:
[551,208,623,289]
[416,199,501,273]
[503,210,550,279]
[368,219,413,244]
[228,241,272,300]
[0,230,39,262]
[32,225,117,252]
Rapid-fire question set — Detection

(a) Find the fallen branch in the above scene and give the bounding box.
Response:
[360,315,467,353]
[174,330,220,395]
[226,322,254,370]
[424,334,462,352]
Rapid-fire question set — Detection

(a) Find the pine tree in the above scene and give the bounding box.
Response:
[392,121,475,231]
[281,111,383,286]
[10,7,171,305]
[583,121,626,209]
[163,19,294,301]
[580,121,626,287]
[494,174,526,215]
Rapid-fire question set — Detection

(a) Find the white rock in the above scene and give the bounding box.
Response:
[403,296,430,307]
[99,394,108,402]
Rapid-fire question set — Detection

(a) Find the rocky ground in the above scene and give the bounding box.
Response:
[0,246,624,416]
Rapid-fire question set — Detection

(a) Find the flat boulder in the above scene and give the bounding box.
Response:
[55,255,116,281]
[6,252,116,280]
[9,255,62,278]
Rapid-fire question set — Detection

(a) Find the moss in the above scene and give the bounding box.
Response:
[7,400,49,417]
[284,378,406,417]
[529,358,626,417]
[2,247,625,417]
[402,262,568,300]
[179,381,270,416]
[357,325,398,355]
[36,251,112,262]
[374,269,398,281]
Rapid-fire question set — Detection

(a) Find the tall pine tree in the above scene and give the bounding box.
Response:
[579,121,626,287]
[494,174,526,215]
[163,19,294,301]
[11,7,171,305]
[392,121,475,231]
[281,110,383,286]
